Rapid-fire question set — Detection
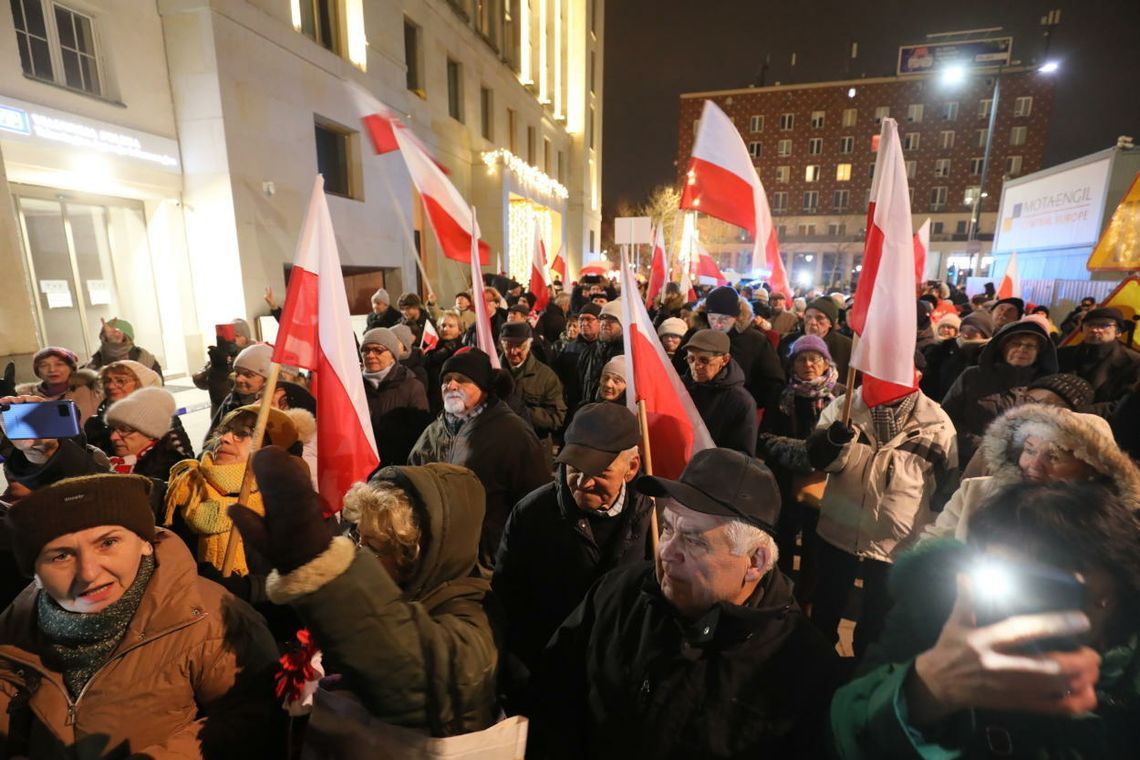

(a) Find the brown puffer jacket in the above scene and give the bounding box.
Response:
[0,530,281,758]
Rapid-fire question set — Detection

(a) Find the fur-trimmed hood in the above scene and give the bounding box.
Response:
[283,407,316,444]
[981,404,1140,508]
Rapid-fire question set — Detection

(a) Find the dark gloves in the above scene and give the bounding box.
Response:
[805,421,855,471]
[228,446,334,574]
[206,344,230,370]
[0,362,14,397]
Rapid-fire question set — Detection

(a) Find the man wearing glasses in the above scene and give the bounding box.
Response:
[682,329,757,456]
[1058,306,1140,411]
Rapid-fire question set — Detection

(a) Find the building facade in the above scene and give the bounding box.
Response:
[676,66,1053,290]
[0,0,602,375]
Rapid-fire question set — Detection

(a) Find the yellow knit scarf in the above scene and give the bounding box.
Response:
[164,453,263,576]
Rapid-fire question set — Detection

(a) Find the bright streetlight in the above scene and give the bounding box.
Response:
[940,64,967,85]
[1038,60,1060,74]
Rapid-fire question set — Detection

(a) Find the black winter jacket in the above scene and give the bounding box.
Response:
[728,325,786,412]
[1057,339,1140,412]
[364,364,431,467]
[683,359,758,455]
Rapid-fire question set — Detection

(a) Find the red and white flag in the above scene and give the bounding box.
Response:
[579,261,611,277]
[363,112,489,265]
[849,118,919,407]
[645,225,668,308]
[421,319,439,352]
[679,100,792,301]
[914,218,930,285]
[619,249,713,479]
[696,247,729,286]
[997,251,1020,299]
[550,242,568,289]
[529,219,550,313]
[272,176,380,515]
[469,206,501,369]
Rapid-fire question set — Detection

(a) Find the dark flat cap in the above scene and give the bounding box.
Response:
[556,402,640,477]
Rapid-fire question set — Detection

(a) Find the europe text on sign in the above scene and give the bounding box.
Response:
[897,38,1013,76]
[1087,172,1140,272]
[993,158,1111,254]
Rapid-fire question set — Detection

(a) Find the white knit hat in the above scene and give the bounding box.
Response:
[105,387,175,440]
[602,354,627,379]
[657,318,687,338]
[102,360,161,389]
[600,300,623,324]
[234,343,273,377]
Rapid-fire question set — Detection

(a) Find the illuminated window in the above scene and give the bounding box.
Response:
[11,0,102,95]
[804,165,820,182]
[835,163,852,181]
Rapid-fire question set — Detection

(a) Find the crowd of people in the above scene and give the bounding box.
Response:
[1,271,1140,758]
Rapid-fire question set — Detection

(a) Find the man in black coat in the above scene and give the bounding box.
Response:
[704,286,785,415]
[554,303,600,413]
[527,449,842,759]
[535,292,570,344]
[682,329,757,455]
[360,328,431,467]
[778,296,852,379]
[579,301,625,407]
[1057,306,1140,413]
[493,403,652,711]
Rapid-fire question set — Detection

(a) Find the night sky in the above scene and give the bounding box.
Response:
[601,0,1140,211]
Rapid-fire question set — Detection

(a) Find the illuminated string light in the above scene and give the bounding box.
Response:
[482,148,569,199]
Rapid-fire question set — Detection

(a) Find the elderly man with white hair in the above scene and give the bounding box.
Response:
[527,448,842,759]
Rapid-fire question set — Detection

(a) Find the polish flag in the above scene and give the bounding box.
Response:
[619,249,713,479]
[696,247,729,286]
[679,100,792,301]
[680,249,697,302]
[550,242,567,288]
[645,225,668,308]
[469,206,501,369]
[529,220,550,313]
[421,319,439,352]
[363,113,489,265]
[914,218,930,285]
[272,176,380,515]
[579,261,611,277]
[849,118,919,407]
[997,251,1020,299]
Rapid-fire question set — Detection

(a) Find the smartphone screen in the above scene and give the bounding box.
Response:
[972,557,1086,651]
[1,400,82,440]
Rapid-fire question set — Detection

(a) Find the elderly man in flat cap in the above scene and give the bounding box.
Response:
[527,448,841,759]
[499,321,566,462]
[493,402,652,712]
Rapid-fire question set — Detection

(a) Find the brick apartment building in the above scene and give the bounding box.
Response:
[676,66,1054,289]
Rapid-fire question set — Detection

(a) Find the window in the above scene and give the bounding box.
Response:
[975,129,989,148]
[930,186,948,210]
[808,137,822,155]
[836,163,852,181]
[956,220,969,235]
[775,165,790,183]
[1006,155,1023,176]
[557,150,565,183]
[475,0,497,48]
[12,0,102,94]
[964,186,981,206]
[771,192,788,212]
[802,191,819,212]
[589,106,595,148]
[934,158,951,177]
[839,136,854,154]
[777,224,788,238]
[507,108,517,152]
[779,113,795,130]
[749,115,764,132]
[589,51,596,94]
[298,0,339,54]
[777,139,792,157]
[842,108,858,127]
[940,130,955,149]
[978,99,993,119]
[446,58,463,121]
[811,110,825,129]
[905,160,916,179]
[543,138,551,171]
[1010,126,1028,146]
[1013,96,1033,117]
[804,165,820,182]
[874,106,890,124]
[828,222,847,236]
[907,103,924,123]
[480,86,493,139]
[833,190,849,211]
[942,101,959,121]
[314,117,358,199]
[748,141,762,159]
[527,126,536,163]
[797,223,816,236]
[969,157,984,175]
[931,221,944,235]
[904,133,921,151]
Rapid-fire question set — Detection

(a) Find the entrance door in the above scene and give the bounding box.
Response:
[14,189,163,367]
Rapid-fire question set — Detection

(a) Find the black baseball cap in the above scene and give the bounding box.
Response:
[636,448,780,536]
[556,402,641,477]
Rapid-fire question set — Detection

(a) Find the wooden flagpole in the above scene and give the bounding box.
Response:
[220,361,282,577]
[839,366,858,427]
[637,399,660,555]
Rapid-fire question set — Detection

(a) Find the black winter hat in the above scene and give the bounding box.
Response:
[806,297,839,325]
[1027,374,1095,411]
[961,310,994,338]
[441,348,494,393]
[500,321,533,341]
[917,299,933,330]
[1084,307,1125,328]
[577,303,603,318]
[994,297,1025,317]
[705,286,742,317]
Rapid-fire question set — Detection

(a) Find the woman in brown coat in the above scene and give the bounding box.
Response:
[0,474,281,758]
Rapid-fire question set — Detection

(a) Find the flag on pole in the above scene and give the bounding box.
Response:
[619,249,713,479]
[363,112,489,265]
[579,261,611,277]
[529,219,550,313]
[679,100,792,301]
[272,176,380,514]
[849,118,919,407]
[696,247,729,286]
[997,251,1020,299]
[421,319,439,352]
[469,206,502,369]
[914,218,930,285]
[645,225,668,308]
[550,242,567,289]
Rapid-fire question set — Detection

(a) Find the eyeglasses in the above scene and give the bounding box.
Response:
[361,346,388,355]
[110,425,140,437]
[1084,321,1117,331]
[102,376,134,387]
[686,354,725,367]
[218,426,253,440]
[1005,339,1040,351]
